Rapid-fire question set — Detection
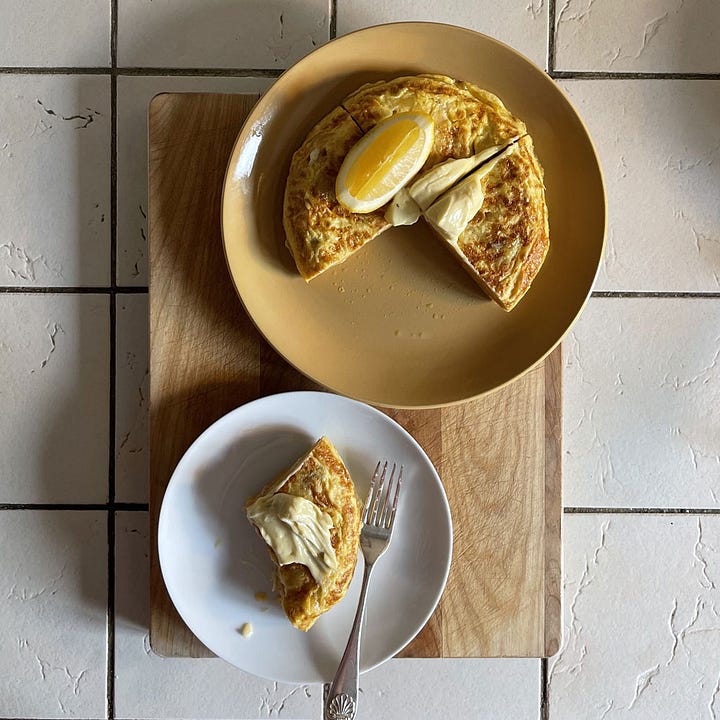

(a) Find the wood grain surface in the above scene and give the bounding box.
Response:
[148,92,562,659]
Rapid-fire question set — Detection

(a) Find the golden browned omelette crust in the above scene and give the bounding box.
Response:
[455,135,549,311]
[283,106,390,280]
[244,437,362,631]
[283,74,527,281]
[341,74,526,168]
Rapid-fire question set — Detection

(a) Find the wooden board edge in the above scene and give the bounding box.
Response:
[147,90,169,658]
[544,345,563,657]
[146,92,251,659]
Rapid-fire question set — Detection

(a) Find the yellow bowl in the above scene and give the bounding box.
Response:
[221,22,605,409]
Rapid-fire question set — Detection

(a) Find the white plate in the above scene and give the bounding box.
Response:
[158,391,453,684]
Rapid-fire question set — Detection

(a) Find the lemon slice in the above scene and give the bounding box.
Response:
[335,112,434,213]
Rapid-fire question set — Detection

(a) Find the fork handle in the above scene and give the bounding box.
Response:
[324,560,375,720]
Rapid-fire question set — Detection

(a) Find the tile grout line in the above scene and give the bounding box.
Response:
[2,503,720,514]
[547,0,556,74]
[0,67,112,74]
[0,503,148,511]
[107,511,116,720]
[0,25,717,718]
[0,286,147,293]
[110,0,118,72]
[108,2,118,717]
[7,504,720,514]
[541,657,549,720]
[551,70,720,80]
[592,291,720,299]
[0,66,285,77]
[117,67,285,77]
[565,507,720,514]
[329,0,337,39]
[4,288,720,299]
[0,66,718,80]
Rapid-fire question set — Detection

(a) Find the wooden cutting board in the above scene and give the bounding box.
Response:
[148,93,562,659]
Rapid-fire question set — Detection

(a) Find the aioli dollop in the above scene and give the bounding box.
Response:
[423,144,516,242]
[246,492,337,584]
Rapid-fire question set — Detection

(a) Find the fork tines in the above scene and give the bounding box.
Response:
[363,461,403,529]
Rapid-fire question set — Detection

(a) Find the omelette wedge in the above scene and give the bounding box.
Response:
[427,135,549,311]
[244,437,362,631]
[283,106,390,280]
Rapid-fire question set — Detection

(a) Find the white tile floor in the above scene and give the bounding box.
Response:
[0,74,111,287]
[554,0,720,73]
[0,511,107,718]
[117,1,329,69]
[0,1,718,718]
[0,0,110,67]
[551,514,720,719]
[0,294,109,503]
[564,298,720,509]
[336,0,548,69]
[558,79,720,293]
[115,293,148,503]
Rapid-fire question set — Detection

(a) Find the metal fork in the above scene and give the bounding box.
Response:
[324,461,403,720]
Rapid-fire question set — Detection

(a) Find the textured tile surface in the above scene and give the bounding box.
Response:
[564,298,720,509]
[0,511,107,718]
[1,2,719,718]
[359,658,540,719]
[118,0,329,68]
[0,294,109,503]
[0,74,111,286]
[114,513,319,719]
[337,0,548,69]
[560,79,720,293]
[551,513,720,719]
[0,0,110,67]
[116,76,272,285]
[555,0,720,73]
[115,293,149,503]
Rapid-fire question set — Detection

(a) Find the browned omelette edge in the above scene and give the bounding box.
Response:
[281,105,390,281]
[451,135,550,311]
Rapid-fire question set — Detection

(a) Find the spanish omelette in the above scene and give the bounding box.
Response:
[282,73,548,310]
[244,437,362,632]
